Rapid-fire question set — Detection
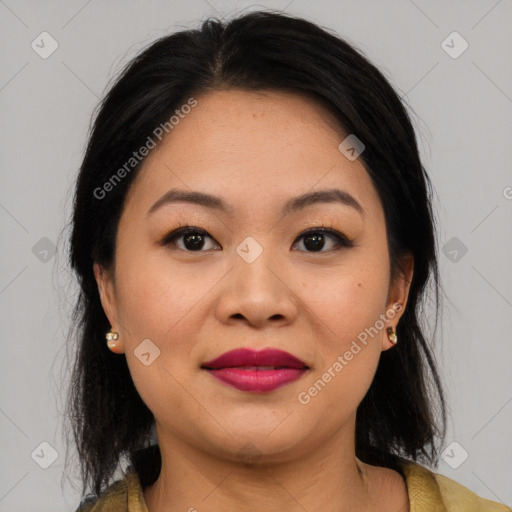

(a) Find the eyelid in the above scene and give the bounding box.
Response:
[298,225,353,244]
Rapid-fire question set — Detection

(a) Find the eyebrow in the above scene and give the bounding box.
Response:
[147,187,365,218]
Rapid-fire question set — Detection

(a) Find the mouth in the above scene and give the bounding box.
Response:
[201,348,310,393]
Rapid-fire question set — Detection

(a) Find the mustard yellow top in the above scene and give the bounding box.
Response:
[76,462,511,511]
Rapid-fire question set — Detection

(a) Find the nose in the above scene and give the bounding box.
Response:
[214,247,299,329]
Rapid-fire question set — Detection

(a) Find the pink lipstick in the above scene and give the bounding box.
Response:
[201,348,309,393]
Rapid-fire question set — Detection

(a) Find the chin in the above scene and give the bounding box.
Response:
[201,425,309,466]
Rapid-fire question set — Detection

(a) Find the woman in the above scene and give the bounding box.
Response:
[67,10,510,511]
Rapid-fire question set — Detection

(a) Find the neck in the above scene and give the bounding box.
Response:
[144,422,379,512]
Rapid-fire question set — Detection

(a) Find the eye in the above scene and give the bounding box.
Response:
[161,224,354,253]
[161,225,220,252]
[293,226,354,253]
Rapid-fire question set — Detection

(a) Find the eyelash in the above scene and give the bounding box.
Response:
[160,223,355,253]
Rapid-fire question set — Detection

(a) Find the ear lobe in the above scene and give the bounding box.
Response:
[93,262,118,327]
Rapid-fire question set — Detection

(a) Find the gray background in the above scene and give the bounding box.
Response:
[1,0,511,510]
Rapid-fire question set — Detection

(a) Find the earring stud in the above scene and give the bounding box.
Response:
[106,331,118,341]
[106,331,123,353]
[387,327,397,345]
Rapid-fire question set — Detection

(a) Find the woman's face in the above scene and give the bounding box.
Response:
[95,89,413,463]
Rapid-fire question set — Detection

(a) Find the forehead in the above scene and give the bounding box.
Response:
[122,89,382,221]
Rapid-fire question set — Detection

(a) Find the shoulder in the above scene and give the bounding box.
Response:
[74,470,147,512]
[400,461,511,511]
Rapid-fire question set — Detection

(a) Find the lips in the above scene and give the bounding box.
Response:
[201,348,309,393]
[202,348,308,370]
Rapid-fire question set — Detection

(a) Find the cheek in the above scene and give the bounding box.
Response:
[299,260,389,345]
[296,341,380,438]
[295,262,388,413]
[113,249,213,344]
[113,253,211,422]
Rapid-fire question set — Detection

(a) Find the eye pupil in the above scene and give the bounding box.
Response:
[304,233,325,252]
[184,233,205,250]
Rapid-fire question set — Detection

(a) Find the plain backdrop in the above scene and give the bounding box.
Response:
[0,0,511,510]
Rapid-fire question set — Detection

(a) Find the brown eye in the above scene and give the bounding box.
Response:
[293,228,353,253]
[162,226,220,252]
[161,225,354,253]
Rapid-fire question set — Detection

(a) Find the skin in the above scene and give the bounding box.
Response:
[94,89,414,511]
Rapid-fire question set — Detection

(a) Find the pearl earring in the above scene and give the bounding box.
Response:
[106,330,123,353]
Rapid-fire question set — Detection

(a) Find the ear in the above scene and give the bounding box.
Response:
[93,262,118,329]
[382,251,414,350]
